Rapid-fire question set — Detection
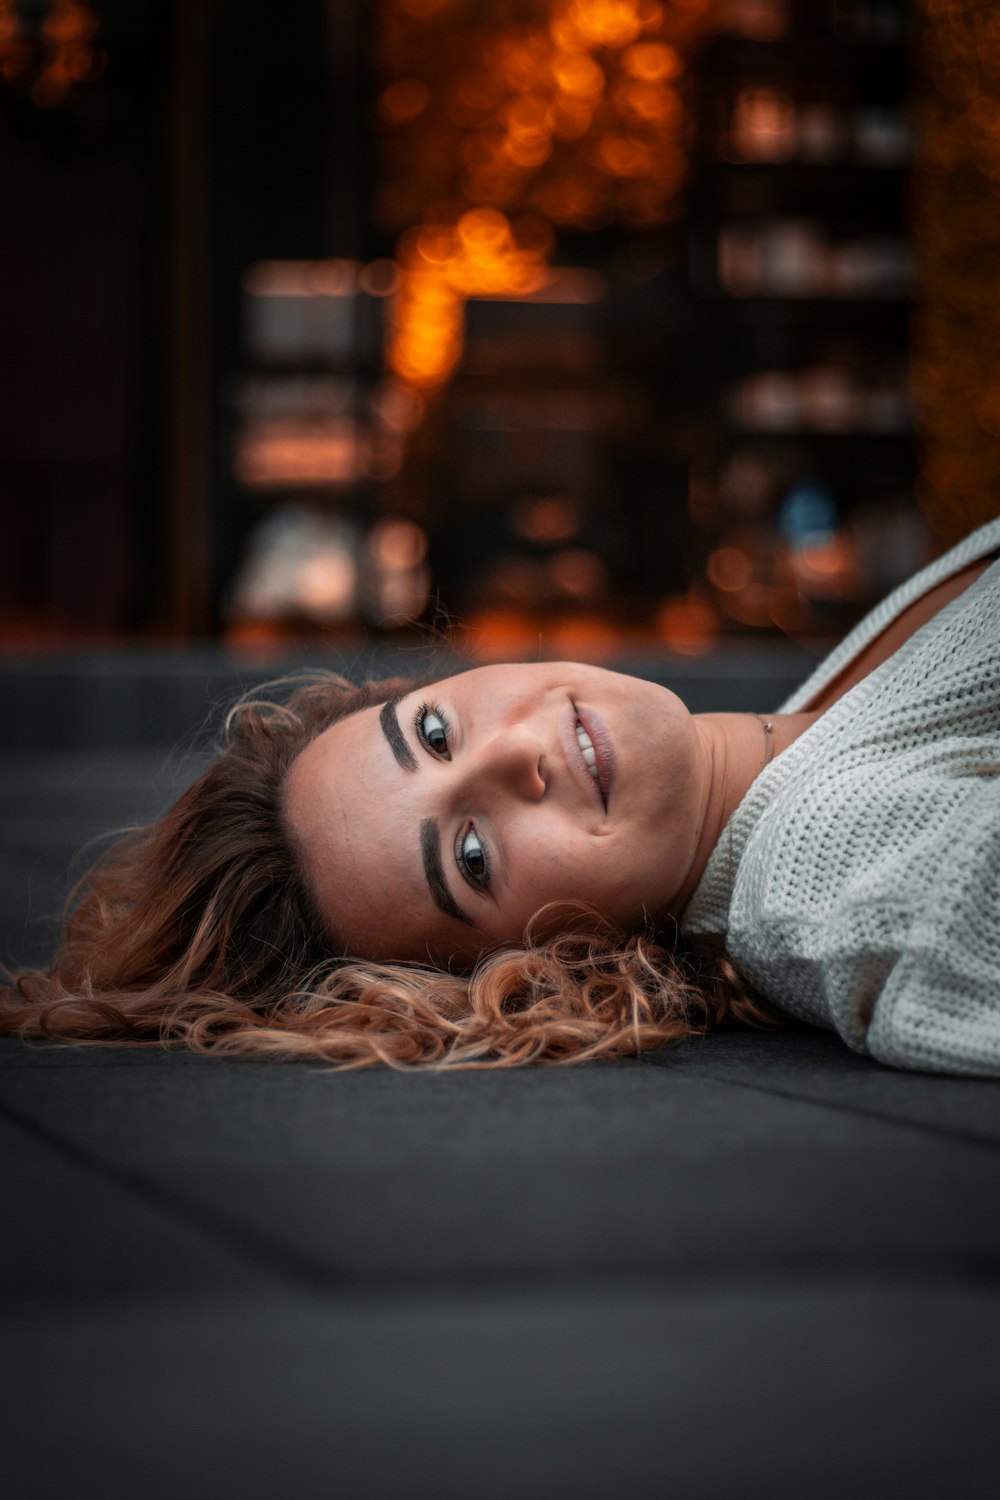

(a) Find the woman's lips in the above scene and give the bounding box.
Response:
[562,702,603,811]
[573,701,614,810]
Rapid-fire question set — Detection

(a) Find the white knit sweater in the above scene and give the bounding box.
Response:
[681,515,1000,1076]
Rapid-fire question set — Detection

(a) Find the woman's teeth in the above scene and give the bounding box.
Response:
[575,721,599,782]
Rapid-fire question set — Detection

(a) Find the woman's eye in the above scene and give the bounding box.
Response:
[416,705,451,759]
[457,826,490,890]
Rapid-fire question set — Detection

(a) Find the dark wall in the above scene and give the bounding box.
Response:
[0,0,339,641]
[0,0,163,638]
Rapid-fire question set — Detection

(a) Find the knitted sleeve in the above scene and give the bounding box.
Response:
[865,775,1000,1074]
[729,766,1000,1075]
[719,545,1000,1076]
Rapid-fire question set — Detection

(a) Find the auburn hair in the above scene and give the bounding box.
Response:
[0,671,776,1068]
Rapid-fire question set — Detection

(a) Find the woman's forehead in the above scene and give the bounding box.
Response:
[289,699,497,962]
[284,707,424,950]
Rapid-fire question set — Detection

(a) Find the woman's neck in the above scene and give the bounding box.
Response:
[668,710,821,918]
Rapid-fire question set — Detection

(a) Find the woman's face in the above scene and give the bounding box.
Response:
[284,662,708,966]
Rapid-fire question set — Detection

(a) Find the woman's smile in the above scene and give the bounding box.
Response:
[561,701,609,815]
[573,700,615,808]
[283,661,709,965]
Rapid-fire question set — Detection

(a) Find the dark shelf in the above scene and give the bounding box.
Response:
[697,33,912,71]
[694,292,912,313]
[695,158,911,179]
[722,426,914,441]
[683,6,920,620]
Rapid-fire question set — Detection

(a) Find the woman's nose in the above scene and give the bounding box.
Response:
[466,723,547,801]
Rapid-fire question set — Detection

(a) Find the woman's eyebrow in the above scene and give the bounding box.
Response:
[420,819,475,929]
[379,698,417,772]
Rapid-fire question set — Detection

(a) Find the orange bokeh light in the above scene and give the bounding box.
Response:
[388,205,556,386]
[1,0,104,105]
[656,595,719,654]
[379,77,431,122]
[595,133,652,176]
[615,77,671,123]
[546,613,618,658]
[706,545,754,592]
[622,40,681,80]
[380,0,716,391]
[562,0,645,50]
[553,53,605,99]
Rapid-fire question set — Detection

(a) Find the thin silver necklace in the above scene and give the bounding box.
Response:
[726,715,775,889]
[753,713,774,774]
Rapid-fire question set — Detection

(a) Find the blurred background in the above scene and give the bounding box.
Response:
[1,0,998,665]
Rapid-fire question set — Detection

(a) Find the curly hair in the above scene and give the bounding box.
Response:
[0,671,776,1068]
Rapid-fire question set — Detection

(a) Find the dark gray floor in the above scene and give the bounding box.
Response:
[2,652,999,1499]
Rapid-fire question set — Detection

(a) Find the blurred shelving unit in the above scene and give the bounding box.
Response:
[219,0,930,657]
[224,257,428,640]
[682,0,927,642]
[223,0,712,654]
[426,270,689,661]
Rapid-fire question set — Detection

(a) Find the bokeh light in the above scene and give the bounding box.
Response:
[911,0,1000,542]
[379,0,715,391]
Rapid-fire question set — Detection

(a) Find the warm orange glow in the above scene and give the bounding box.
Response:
[463,609,623,661]
[791,531,858,598]
[504,134,555,169]
[0,0,18,48]
[551,98,594,138]
[595,133,652,176]
[0,0,104,105]
[379,77,431,122]
[0,40,29,85]
[560,0,645,50]
[372,381,426,433]
[388,269,464,387]
[369,517,429,570]
[714,0,788,43]
[729,86,797,162]
[616,77,681,125]
[462,610,547,660]
[34,0,102,106]
[718,583,772,628]
[656,594,719,653]
[552,52,605,99]
[505,96,552,134]
[912,0,1000,543]
[622,40,681,80]
[512,494,581,543]
[298,553,358,616]
[457,207,513,251]
[235,424,364,487]
[224,621,294,654]
[546,613,618,658]
[45,0,96,42]
[388,208,555,386]
[706,545,754,592]
[534,177,597,221]
[548,548,608,598]
[379,0,716,391]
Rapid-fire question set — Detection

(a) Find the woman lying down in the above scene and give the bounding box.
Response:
[3,516,998,1075]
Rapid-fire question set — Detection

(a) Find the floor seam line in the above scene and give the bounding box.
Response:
[0,1096,341,1291]
[637,1058,1000,1152]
